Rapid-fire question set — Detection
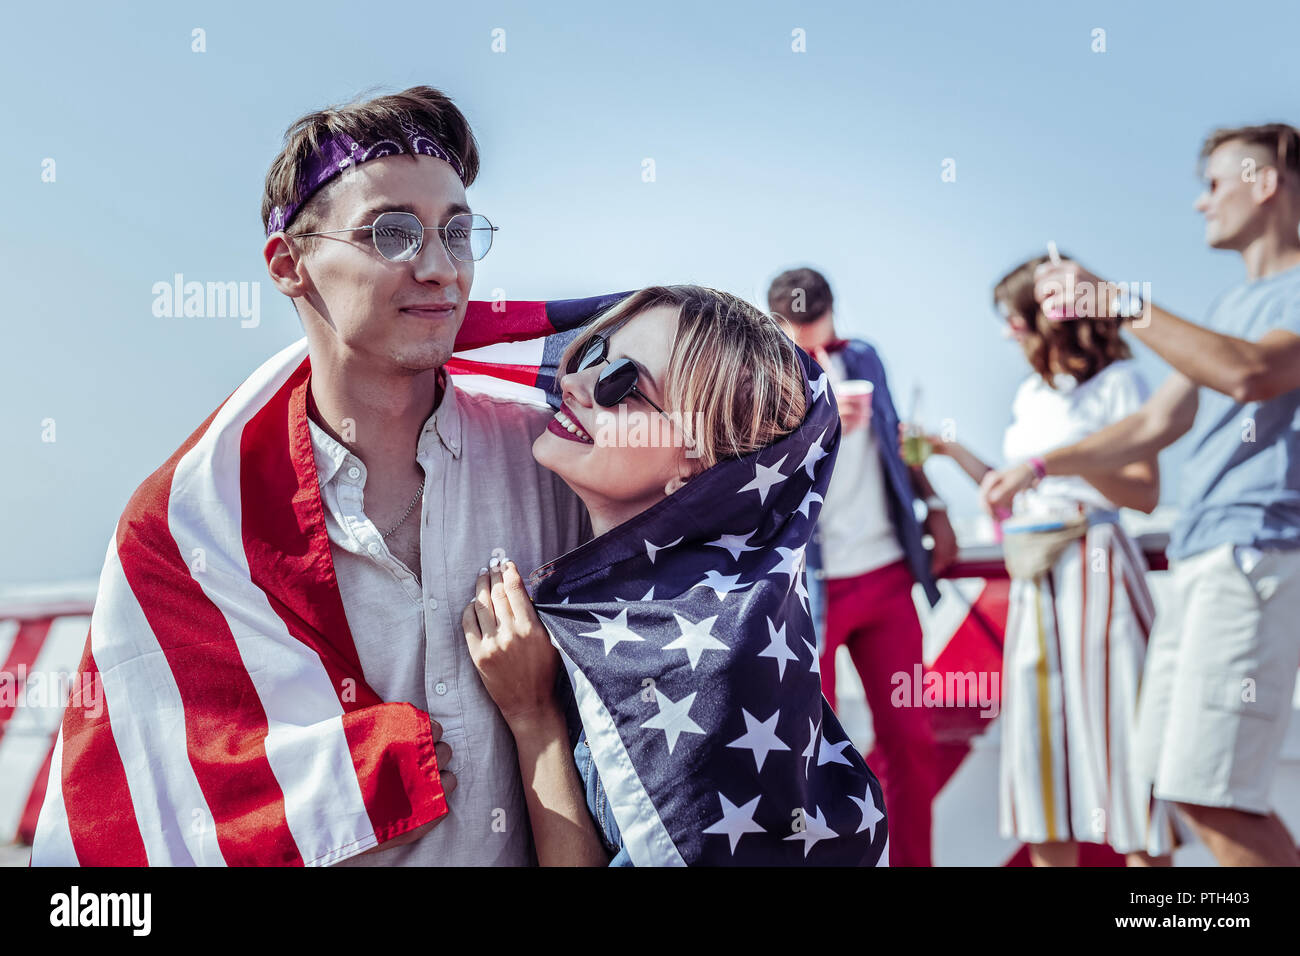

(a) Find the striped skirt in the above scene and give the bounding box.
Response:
[999,520,1178,856]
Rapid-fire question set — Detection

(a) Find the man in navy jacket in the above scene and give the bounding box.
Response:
[768,267,956,867]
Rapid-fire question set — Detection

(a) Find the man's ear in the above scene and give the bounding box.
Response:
[1248,164,1279,205]
[265,234,310,300]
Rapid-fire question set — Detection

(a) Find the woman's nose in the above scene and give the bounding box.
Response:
[559,370,596,408]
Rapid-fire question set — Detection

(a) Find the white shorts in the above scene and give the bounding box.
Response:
[1133,542,1300,813]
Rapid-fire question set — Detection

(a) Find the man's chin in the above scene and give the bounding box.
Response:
[1204,226,1240,251]
[391,341,455,373]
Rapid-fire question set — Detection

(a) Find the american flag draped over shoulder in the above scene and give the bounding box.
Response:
[30,293,626,866]
[526,343,890,866]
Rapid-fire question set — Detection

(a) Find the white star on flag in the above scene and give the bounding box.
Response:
[811,371,830,404]
[817,734,854,767]
[579,608,645,656]
[802,716,820,777]
[783,805,838,857]
[757,617,798,680]
[738,455,788,504]
[802,637,820,676]
[768,545,806,589]
[645,535,684,564]
[662,613,727,669]
[704,530,762,562]
[690,568,751,602]
[701,793,766,854]
[614,585,656,604]
[640,689,706,755]
[798,427,830,479]
[849,787,885,838]
[794,569,811,613]
[796,489,823,519]
[727,708,790,772]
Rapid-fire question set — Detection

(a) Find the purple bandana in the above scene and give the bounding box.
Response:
[266,116,466,235]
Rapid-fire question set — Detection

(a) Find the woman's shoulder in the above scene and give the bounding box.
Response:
[1091,357,1144,384]
[1011,371,1050,407]
[1086,358,1150,403]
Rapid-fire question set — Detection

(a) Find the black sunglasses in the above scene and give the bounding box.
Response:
[566,333,672,417]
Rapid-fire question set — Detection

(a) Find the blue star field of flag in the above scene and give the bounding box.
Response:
[528,343,889,865]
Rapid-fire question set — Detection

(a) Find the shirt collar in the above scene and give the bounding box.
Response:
[427,368,462,459]
[306,368,462,486]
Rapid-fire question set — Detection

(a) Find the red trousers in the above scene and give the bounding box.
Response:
[820,559,937,867]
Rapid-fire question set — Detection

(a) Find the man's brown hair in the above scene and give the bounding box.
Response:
[260,85,481,239]
[767,268,834,327]
[993,254,1132,389]
[1199,122,1300,190]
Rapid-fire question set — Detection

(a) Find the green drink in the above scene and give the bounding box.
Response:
[901,429,932,466]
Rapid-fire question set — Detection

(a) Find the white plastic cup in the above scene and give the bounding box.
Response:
[834,379,873,430]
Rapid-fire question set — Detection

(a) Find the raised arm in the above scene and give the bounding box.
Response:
[939,438,995,485]
[463,559,610,866]
[1077,457,1161,515]
[981,372,1197,514]
[1035,259,1300,402]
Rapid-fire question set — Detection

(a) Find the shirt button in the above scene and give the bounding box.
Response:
[367,542,380,555]
[347,466,361,480]
[427,597,439,610]
[434,682,448,696]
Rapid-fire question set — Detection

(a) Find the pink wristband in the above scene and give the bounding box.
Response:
[1028,457,1047,481]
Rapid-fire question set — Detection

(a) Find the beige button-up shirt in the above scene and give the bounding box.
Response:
[311,374,590,866]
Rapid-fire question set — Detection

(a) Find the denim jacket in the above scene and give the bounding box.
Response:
[555,674,631,866]
[806,339,941,653]
[574,729,632,866]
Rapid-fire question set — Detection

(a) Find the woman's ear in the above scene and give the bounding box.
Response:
[664,460,700,497]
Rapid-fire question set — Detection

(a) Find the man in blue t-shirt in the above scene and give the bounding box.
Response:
[983,123,1300,866]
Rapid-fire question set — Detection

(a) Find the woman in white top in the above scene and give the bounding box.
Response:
[921,255,1177,866]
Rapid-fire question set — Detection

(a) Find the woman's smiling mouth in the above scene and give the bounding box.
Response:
[547,403,595,444]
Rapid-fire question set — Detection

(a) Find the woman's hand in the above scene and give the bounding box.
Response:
[462,557,561,733]
[1032,258,1116,321]
[979,462,1036,516]
[897,422,950,457]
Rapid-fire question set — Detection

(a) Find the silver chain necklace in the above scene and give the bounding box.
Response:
[380,482,425,539]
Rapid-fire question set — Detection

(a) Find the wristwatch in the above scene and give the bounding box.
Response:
[1108,282,1144,322]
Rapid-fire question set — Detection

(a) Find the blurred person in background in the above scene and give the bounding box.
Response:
[922,255,1176,866]
[984,123,1300,866]
[768,267,954,867]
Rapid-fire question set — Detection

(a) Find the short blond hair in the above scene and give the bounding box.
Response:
[558,286,807,471]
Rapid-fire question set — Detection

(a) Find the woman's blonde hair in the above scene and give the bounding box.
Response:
[558,286,808,471]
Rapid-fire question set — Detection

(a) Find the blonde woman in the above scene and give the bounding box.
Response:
[920,258,1177,866]
[460,286,890,866]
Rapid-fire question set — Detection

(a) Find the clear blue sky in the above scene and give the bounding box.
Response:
[3,0,1298,586]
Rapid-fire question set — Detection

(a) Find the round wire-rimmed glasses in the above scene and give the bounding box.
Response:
[290,210,497,262]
